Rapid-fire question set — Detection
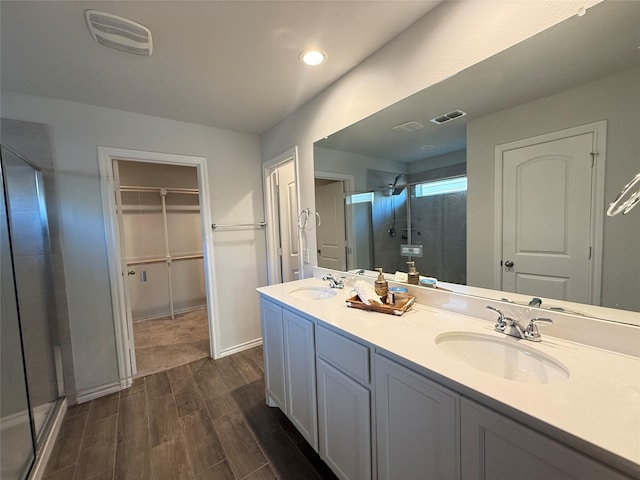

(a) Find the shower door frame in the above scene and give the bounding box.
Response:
[98,147,218,384]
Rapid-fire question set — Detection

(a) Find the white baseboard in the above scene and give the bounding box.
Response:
[216,338,263,359]
[75,381,123,404]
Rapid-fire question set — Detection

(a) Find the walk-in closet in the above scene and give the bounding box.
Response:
[115,160,210,375]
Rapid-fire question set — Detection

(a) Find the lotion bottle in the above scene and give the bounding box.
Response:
[407,261,419,285]
[374,268,389,298]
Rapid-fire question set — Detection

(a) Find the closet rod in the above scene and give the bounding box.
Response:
[119,185,199,195]
[126,253,204,266]
[211,221,266,230]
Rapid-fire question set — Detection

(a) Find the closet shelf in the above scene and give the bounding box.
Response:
[126,253,204,266]
[119,185,199,195]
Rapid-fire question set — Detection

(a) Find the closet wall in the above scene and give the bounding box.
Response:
[117,161,206,321]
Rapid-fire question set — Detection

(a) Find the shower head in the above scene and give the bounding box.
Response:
[390,174,406,195]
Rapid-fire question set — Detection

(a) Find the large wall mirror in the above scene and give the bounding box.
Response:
[313,0,639,325]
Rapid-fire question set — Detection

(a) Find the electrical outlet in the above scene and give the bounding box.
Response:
[303,248,310,263]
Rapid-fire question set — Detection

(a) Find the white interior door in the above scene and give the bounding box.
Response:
[501,132,594,303]
[111,160,138,375]
[316,181,346,270]
[277,162,299,281]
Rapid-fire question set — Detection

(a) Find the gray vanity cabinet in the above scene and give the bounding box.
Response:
[262,298,287,410]
[460,398,632,480]
[261,298,318,449]
[375,354,461,480]
[316,325,373,480]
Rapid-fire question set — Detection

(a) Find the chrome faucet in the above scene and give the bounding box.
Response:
[487,305,527,339]
[524,317,553,342]
[486,306,553,342]
[322,274,344,289]
[528,297,542,308]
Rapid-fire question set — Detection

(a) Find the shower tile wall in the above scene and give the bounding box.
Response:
[367,169,408,273]
[366,165,467,282]
[411,191,466,283]
[408,162,467,283]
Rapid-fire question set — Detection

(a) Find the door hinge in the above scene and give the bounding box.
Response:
[277,247,283,256]
[588,246,592,260]
[590,152,598,167]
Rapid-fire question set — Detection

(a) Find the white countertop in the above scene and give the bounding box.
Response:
[257,276,640,471]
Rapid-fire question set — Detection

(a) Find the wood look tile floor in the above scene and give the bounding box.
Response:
[43,347,338,480]
[133,308,210,376]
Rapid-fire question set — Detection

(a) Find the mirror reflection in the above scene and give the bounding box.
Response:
[313,0,640,318]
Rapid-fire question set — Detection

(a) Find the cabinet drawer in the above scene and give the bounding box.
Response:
[317,325,370,384]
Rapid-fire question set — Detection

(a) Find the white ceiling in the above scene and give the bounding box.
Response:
[318,0,640,162]
[0,1,440,135]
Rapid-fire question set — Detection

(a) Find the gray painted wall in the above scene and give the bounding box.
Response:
[2,92,265,395]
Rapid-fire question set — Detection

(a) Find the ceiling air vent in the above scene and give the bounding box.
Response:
[430,109,467,125]
[85,10,153,56]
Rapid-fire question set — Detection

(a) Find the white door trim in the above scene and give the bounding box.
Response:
[98,147,219,385]
[263,147,302,285]
[493,121,606,304]
[314,171,356,271]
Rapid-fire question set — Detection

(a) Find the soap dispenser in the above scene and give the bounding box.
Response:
[407,261,419,285]
[374,268,389,298]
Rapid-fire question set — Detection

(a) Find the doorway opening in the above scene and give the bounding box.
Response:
[99,147,218,383]
[263,147,302,284]
[115,160,209,376]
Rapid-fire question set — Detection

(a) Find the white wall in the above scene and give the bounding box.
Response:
[261,0,598,277]
[314,146,406,192]
[466,66,640,312]
[1,92,266,394]
[408,150,466,175]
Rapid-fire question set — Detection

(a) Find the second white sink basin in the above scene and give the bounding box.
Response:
[436,332,569,384]
[289,286,338,300]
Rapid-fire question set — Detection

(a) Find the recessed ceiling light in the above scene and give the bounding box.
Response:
[300,49,327,66]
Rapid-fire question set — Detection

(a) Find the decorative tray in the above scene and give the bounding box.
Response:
[346,295,415,316]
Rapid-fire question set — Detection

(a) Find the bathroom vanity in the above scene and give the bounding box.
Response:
[257,271,640,480]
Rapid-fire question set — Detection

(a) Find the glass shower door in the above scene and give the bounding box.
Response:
[1,145,63,479]
[0,150,36,479]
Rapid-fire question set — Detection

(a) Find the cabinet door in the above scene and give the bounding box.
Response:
[261,299,286,410]
[461,398,631,480]
[375,354,460,480]
[283,309,318,449]
[317,358,372,480]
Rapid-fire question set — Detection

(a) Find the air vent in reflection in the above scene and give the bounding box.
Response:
[430,109,467,125]
[85,10,153,56]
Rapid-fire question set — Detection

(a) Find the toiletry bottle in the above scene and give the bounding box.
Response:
[407,261,419,285]
[374,267,389,298]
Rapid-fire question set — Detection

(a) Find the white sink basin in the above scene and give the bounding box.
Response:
[289,286,338,300]
[436,332,569,384]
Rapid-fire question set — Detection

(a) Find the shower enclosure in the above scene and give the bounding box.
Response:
[1,145,64,480]
[348,172,467,284]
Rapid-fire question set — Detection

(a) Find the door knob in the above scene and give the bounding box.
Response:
[504,260,514,268]
[127,270,136,276]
